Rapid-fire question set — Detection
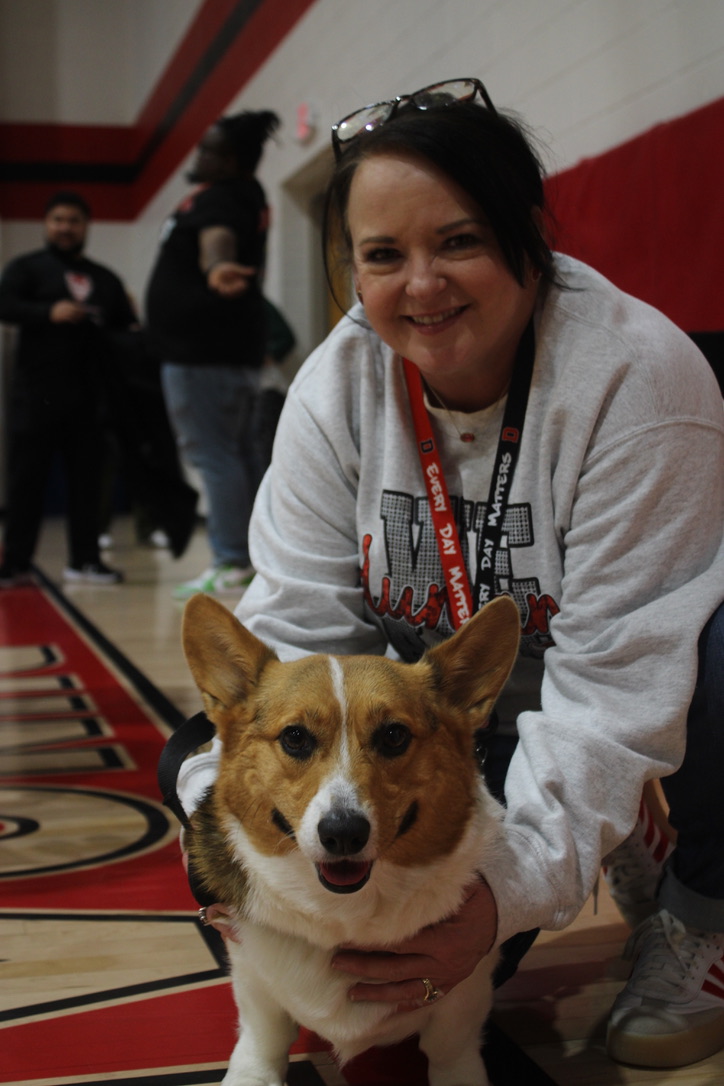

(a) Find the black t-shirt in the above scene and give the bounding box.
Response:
[144,177,269,367]
[0,245,136,423]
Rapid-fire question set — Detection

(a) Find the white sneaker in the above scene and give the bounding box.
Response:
[607,908,724,1068]
[172,564,255,601]
[602,797,674,928]
[148,529,170,549]
[63,562,124,585]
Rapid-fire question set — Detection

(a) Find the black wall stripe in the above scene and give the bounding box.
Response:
[135,0,267,174]
[0,0,266,186]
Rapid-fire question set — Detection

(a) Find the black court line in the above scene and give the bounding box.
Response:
[41,1065,326,1086]
[0,968,226,1025]
[23,574,560,1086]
[0,912,227,1024]
[485,1019,560,1086]
[35,566,186,732]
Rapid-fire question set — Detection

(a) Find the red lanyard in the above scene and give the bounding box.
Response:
[403,357,473,628]
[403,320,535,629]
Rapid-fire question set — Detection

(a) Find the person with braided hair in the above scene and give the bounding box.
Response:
[145,109,279,598]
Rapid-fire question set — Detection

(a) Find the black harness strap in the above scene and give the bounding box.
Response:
[157,710,218,907]
[158,710,216,829]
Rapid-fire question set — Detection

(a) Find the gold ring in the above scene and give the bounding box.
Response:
[421,977,442,1004]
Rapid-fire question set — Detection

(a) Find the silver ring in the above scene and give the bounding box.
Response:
[421,977,442,1004]
[198,906,210,926]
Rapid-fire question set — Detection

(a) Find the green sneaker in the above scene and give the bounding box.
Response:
[173,564,255,601]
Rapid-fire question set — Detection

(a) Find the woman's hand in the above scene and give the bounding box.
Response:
[331,876,498,1010]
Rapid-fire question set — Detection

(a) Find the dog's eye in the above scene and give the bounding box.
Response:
[373,722,412,758]
[279,725,317,760]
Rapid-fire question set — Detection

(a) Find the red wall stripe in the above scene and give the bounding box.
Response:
[0,3,721,334]
[0,0,318,221]
[130,0,317,216]
[546,95,724,331]
[0,124,135,164]
[133,0,244,150]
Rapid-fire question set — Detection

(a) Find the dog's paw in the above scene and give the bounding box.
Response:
[221,1065,285,1086]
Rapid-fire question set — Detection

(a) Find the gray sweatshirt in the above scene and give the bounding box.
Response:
[183,254,724,943]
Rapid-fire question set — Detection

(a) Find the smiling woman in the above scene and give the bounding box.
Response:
[346,152,538,410]
[177,80,724,1077]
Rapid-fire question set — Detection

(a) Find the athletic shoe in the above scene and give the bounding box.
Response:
[602,797,674,928]
[172,564,255,601]
[148,529,170,549]
[63,562,124,585]
[607,908,724,1067]
[0,563,34,587]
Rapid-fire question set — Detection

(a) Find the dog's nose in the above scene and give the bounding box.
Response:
[318,810,370,856]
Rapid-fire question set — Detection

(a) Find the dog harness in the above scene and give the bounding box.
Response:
[157,710,218,908]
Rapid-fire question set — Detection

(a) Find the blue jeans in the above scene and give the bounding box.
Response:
[161,362,259,568]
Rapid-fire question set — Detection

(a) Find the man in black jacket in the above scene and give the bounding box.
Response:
[0,191,132,585]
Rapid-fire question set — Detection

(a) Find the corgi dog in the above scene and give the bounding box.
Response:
[181,592,520,1086]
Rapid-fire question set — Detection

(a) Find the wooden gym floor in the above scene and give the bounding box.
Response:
[13,514,723,1085]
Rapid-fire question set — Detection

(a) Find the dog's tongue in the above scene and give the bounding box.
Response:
[318,860,371,887]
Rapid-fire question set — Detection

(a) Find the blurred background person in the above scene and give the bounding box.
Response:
[97,324,199,559]
[144,109,279,600]
[0,190,131,586]
[249,296,296,490]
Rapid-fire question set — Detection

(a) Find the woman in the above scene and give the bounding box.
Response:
[179,80,724,1069]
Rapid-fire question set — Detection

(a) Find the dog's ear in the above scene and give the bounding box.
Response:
[425,595,520,723]
[181,594,277,727]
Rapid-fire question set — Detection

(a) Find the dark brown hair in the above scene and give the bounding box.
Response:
[216,110,280,173]
[323,101,555,307]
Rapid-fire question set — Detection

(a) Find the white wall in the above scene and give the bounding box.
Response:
[126,0,202,119]
[2,0,723,357]
[142,0,721,359]
[0,0,200,303]
[0,0,198,123]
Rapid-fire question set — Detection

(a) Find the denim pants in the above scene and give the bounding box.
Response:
[162,362,259,568]
[659,600,724,930]
[488,598,724,984]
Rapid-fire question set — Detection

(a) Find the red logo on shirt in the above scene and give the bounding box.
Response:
[65,272,93,302]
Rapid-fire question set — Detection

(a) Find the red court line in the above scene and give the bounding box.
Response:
[0,581,193,912]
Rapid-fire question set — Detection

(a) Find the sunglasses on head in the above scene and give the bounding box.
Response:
[331,78,496,159]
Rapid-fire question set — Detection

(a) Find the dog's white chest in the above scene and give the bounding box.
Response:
[226,921,400,1053]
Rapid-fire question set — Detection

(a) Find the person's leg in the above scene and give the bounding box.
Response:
[162,362,258,568]
[1,425,55,570]
[607,601,724,1068]
[121,392,199,557]
[60,422,107,568]
[659,601,724,925]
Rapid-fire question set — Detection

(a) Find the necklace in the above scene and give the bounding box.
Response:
[423,380,510,443]
[445,413,477,443]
